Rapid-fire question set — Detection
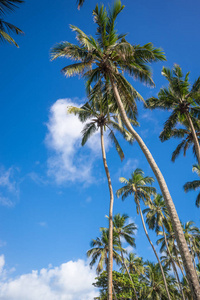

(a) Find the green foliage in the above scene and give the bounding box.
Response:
[0,0,23,47]
[93,271,142,300]
[184,164,200,207]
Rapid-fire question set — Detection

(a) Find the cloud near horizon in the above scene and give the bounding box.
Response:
[0,255,98,300]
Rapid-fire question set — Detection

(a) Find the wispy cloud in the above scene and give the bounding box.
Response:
[0,166,20,207]
[45,99,109,185]
[0,256,98,300]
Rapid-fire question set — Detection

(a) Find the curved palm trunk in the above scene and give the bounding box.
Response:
[185,112,200,165]
[137,201,172,300]
[110,77,200,299]
[118,238,139,300]
[161,224,185,300]
[100,126,113,300]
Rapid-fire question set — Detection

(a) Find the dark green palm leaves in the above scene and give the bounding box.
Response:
[0,0,23,47]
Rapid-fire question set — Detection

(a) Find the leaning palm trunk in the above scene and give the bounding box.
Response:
[110,76,200,299]
[118,239,139,300]
[100,126,113,300]
[137,200,171,300]
[162,224,186,300]
[185,112,200,165]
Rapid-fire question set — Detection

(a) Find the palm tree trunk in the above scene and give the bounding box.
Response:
[109,76,200,299]
[185,112,200,166]
[137,201,172,300]
[100,126,114,300]
[161,224,185,300]
[118,238,138,300]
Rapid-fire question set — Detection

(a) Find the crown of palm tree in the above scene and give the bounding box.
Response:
[51,0,165,112]
[0,0,23,47]
[146,64,200,140]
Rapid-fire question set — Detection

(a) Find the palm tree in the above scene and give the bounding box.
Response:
[51,1,200,296]
[143,194,185,299]
[116,168,172,299]
[112,213,138,299]
[121,252,145,277]
[87,229,121,274]
[143,261,180,300]
[0,0,23,47]
[68,91,134,300]
[182,221,200,270]
[184,164,200,208]
[146,64,200,166]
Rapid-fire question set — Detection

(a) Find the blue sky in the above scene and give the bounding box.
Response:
[0,0,200,298]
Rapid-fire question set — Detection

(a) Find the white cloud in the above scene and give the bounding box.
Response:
[0,258,98,300]
[116,158,139,180]
[0,167,20,207]
[45,99,109,185]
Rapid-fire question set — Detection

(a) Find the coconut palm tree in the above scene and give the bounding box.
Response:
[0,0,23,47]
[87,229,122,274]
[112,213,138,299]
[146,65,200,166]
[51,1,200,296]
[143,261,180,300]
[143,194,185,299]
[68,90,135,300]
[121,252,145,277]
[116,168,172,299]
[184,164,200,208]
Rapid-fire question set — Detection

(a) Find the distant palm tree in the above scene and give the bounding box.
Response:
[146,64,200,165]
[0,0,23,47]
[116,169,172,300]
[143,194,185,299]
[112,213,138,300]
[184,165,200,207]
[87,229,122,274]
[121,252,145,277]
[143,261,180,300]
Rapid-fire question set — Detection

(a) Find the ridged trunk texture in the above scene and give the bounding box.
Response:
[100,127,113,300]
[110,77,200,299]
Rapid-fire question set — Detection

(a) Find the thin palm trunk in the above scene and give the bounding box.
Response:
[185,112,200,165]
[110,76,200,299]
[118,237,138,300]
[137,200,172,300]
[162,224,185,300]
[100,126,113,300]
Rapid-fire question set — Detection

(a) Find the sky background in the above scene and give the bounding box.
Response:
[0,0,200,298]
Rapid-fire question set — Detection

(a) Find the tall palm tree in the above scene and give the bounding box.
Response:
[112,213,138,299]
[143,194,185,299]
[0,0,23,47]
[87,229,121,274]
[116,168,172,299]
[121,252,145,277]
[146,65,200,166]
[68,91,134,300]
[51,1,200,296]
[184,164,200,208]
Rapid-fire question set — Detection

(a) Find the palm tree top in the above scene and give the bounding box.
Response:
[51,0,166,92]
